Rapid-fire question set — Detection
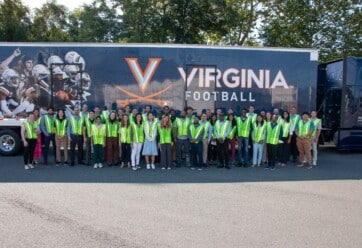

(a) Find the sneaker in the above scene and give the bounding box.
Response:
[191,167,196,170]
[306,165,313,170]
[161,167,166,170]
[93,164,98,168]
[270,166,276,170]
[120,162,125,168]
[146,164,151,170]
[132,166,137,171]
[296,163,304,167]
[197,168,203,171]
[167,167,172,170]
[264,166,271,170]
[257,164,261,167]
[56,162,60,167]
[24,165,29,170]
[28,164,34,169]
[136,165,141,169]
[251,164,256,167]
[151,164,155,170]
[64,161,69,166]
[98,163,103,168]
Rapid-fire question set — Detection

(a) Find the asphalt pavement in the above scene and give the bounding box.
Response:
[0,147,361,248]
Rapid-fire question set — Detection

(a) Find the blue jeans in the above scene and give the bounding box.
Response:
[252,142,263,165]
[238,137,249,164]
[43,133,56,163]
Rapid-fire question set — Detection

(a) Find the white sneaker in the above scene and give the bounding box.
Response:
[151,164,155,170]
[146,164,151,170]
[93,164,98,168]
[136,165,141,169]
[28,164,34,169]
[98,163,103,168]
[132,166,137,171]
[24,165,29,170]
[161,167,166,170]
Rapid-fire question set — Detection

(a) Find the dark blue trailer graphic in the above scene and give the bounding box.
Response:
[0,43,318,115]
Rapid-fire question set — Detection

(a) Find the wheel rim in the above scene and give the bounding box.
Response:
[0,134,16,152]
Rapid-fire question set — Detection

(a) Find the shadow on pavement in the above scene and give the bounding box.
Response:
[0,147,361,183]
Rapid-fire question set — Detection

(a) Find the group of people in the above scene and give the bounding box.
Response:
[20,104,322,171]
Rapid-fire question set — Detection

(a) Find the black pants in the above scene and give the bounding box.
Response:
[208,142,218,163]
[217,139,229,166]
[23,138,37,165]
[278,137,290,163]
[190,142,203,168]
[160,143,172,168]
[267,144,278,167]
[43,133,56,163]
[121,143,131,164]
[290,133,298,162]
[70,134,83,165]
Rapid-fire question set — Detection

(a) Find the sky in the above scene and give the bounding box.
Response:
[21,0,93,11]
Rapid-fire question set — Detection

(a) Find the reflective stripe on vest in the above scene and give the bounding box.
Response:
[228,126,236,139]
[120,126,131,143]
[131,122,144,143]
[24,121,37,139]
[144,121,158,137]
[266,122,282,145]
[70,116,83,135]
[106,122,118,137]
[190,124,204,142]
[253,123,266,143]
[237,117,252,137]
[44,115,54,133]
[290,114,300,130]
[312,118,321,137]
[282,121,291,138]
[203,121,210,139]
[176,118,190,136]
[55,119,67,136]
[91,124,106,145]
[215,120,229,138]
[85,118,95,137]
[159,127,172,144]
[298,120,311,136]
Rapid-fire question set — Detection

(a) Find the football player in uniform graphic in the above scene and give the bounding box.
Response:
[0,68,21,116]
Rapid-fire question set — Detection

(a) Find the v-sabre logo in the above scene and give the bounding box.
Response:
[125,58,162,94]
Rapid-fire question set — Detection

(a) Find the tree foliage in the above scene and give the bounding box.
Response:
[0,0,361,61]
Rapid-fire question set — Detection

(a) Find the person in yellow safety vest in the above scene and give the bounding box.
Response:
[119,114,132,168]
[130,113,144,171]
[91,116,106,168]
[142,112,158,169]
[67,107,84,166]
[214,113,231,169]
[158,115,173,170]
[265,114,283,170]
[105,111,119,166]
[101,103,113,124]
[207,113,218,165]
[185,106,195,123]
[54,109,69,166]
[295,112,315,169]
[83,110,95,166]
[200,113,212,166]
[310,110,322,166]
[227,113,237,165]
[21,112,39,170]
[236,108,252,167]
[278,111,293,167]
[289,106,301,162]
[40,107,56,165]
[251,114,266,167]
[129,107,138,124]
[173,110,191,167]
[188,115,205,170]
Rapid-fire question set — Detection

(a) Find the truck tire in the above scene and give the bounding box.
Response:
[0,129,22,156]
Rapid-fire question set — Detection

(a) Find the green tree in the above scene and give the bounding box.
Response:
[28,0,71,41]
[69,0,122,42]
[0,0,31,41]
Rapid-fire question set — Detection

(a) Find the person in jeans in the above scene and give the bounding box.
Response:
[265,114,283,170]
[310,110,322,166]
[295,112,315,169]
[252,115,266,167]
[236,108,252,167]
[83,110,95,166]
[158,115,173,170]
[188,115,205,170]
[130,113,144,170]
[214,113,231,169]
[173,110,191,167]
[40,107,56,165]
[67,107,84,166]
[279,111,292,167]
[105,111,119,166]
[54,109,68,165]
[21,112,39,170]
